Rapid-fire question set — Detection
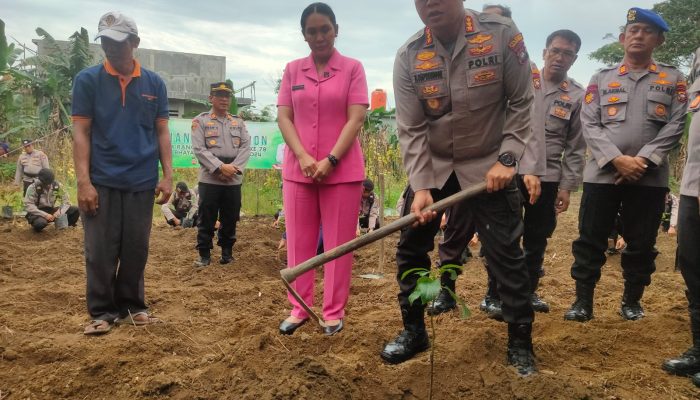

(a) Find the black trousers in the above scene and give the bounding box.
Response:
[518,178,559,286]
[396,173,533,328]
[82,186,154,321]
[26,206,79,232]
[165,209,198,227]
[677,195,700,320]
[438,200,477,267]
[197,182,241,253]
[571,183,666,286]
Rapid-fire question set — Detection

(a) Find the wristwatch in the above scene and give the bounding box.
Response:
[327,154,338,167]
[497,152,517,168]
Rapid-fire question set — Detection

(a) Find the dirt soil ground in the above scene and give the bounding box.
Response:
[0,194,698,400]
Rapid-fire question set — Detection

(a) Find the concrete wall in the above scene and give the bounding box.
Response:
[34,40,225,104]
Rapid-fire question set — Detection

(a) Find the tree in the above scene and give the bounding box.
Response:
[589,0,700,70]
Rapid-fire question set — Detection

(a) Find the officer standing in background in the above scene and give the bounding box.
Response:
[381,0,536,376]
[565,8,686,322]
[517,29,586,313]
[662,46,700,386]
[161,181,199,227]
[14,139,50,195]
[191,82,251,267]
[23,168,79,232]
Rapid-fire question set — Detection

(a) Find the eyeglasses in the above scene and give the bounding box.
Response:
[547,47,577,59]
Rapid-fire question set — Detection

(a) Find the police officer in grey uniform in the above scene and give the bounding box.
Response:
[161,181,199,227]
[381,1,536,376]
[24,168,79,232]
[565,8,686,322]
[191,82,251,267]
[14,139,50,195]
[662,46,700,386]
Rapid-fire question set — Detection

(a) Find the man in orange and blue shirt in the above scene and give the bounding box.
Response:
[71,11,173,335]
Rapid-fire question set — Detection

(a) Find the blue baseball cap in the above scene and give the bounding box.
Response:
[626,8,669,32]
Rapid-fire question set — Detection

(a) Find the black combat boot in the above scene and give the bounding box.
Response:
[529,273,550,313]
[620,283,645,320]
[193,249,211,268]
[220,247,233,264]
[692,372,700,388]
[380,306,430,364]
[507,323,537,377]
[564,281,594,322]
[479,277,503,321]
[427,273,457,316]
[663,311,700,376]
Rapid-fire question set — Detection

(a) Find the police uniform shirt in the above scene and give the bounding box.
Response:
[191,111,251,186]
[394,9,533,191]
[14,150,50,185]
[581,61,687,187]
[518,61,546,177]
[360,194,380,228]
[681,69,700,197]
[521,67,586,190]
[23,180,70,218]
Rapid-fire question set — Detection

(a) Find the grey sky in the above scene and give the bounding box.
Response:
[2,0,659,108]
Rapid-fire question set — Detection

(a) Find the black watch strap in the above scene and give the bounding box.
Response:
[327,154,338,167]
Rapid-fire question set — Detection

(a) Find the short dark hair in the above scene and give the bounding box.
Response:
[300,2,337,32]
[482,4,512,18]
[546,29,582,53]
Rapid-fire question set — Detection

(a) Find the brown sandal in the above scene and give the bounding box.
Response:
[84,320,112,335]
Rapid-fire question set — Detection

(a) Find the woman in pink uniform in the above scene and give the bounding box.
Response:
[277,2,368,336]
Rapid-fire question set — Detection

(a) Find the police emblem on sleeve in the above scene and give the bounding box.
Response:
[508,33,529,65]
[585,85,598,104]
[677,81,688,103]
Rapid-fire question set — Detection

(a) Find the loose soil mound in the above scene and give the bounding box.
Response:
[0,195,697,399]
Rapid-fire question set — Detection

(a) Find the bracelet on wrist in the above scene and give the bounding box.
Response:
[327,154,338,167]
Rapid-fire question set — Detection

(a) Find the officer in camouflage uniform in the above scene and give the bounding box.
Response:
[24,168,79,232]
[161,181,199,227]
[191,82,251,267]
[565,8,686,323]
[14,139,50,196]
[381,0,536,376]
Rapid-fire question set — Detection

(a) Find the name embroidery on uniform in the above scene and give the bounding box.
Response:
[414,70,444,83]
[602,88,627,96]
[468,34,493,45]
[417,51,436,61]
[469,45,494,56]
[292,84,305,91]
[468,55,501,69]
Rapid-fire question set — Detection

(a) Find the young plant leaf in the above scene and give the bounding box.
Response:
[401,267,430,281]
[444,286,471,319]
[416,276,442,305]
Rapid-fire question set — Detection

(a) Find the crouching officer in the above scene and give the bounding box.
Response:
[359,179,380,232]
[161,181,199,227]
[191,82,251,267]
[24,168,79,232]
[383,2,536,376]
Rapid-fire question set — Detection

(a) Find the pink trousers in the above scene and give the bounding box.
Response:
[283,180,362,320]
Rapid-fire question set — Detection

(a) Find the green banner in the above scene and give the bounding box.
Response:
[169,119,285,169]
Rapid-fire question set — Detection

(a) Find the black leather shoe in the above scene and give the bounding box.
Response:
[380,329,430,364]
[193,257,211,268]
[530,293,550,313]
[692,372,700,388]
[323,319,343,336]
[479,295,503,321]
[220,248,233,264]
[564,299,593,322]
[662,347,700,376]
[279,318,308,335]
[507,346,537,377]
[620,302,645,320]
[427,289,456,316]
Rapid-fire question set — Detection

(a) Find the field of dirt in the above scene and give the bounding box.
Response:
[0,194,698,400]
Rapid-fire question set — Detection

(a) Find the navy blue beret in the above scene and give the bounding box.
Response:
[626,7,669,32]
